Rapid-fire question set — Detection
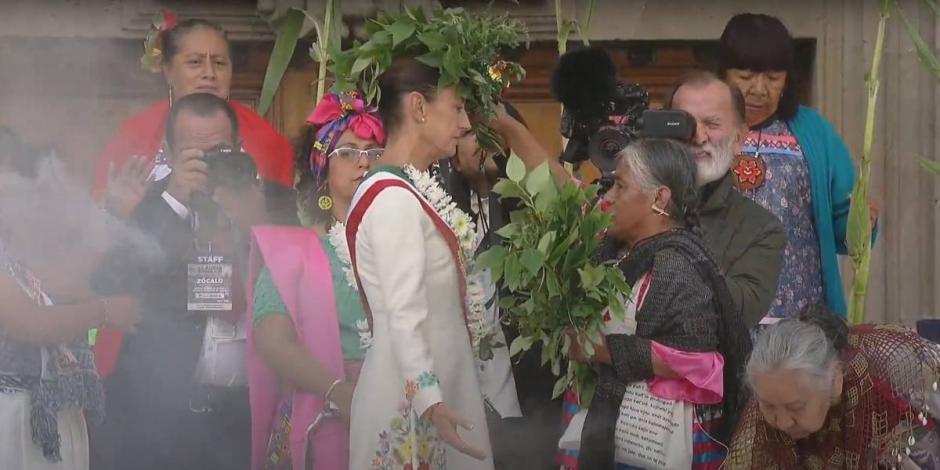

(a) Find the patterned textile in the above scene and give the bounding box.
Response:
[264,398,293,470]
[0,242,103,462]
[739,118,825,319]
[727,324,940,469]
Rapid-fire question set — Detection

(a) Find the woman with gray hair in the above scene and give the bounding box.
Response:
[569,138,750,469]
[727,304,940,468]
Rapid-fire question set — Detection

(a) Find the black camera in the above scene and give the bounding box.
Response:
[203,145,259,194]
[552,47,696,176]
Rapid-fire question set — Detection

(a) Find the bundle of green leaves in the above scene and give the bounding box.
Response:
[476,155,629,406]
[331,7,526,150]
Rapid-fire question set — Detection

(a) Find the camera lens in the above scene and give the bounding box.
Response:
[588,125,631,174]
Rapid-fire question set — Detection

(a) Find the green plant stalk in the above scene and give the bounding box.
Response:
[314,0,339,104]
[580,0,595,46]
[847,1,889,324]
[257,9,305,116]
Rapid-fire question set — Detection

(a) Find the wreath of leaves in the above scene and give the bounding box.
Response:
[331,7,527,149]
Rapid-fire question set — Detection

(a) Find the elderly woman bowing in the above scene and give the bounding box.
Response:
[728,305,940,469]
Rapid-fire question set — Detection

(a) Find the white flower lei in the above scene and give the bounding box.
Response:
[403,165,495,361]
[327,221,373,350]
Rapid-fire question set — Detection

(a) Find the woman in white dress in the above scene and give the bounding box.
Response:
[346,55,493,470]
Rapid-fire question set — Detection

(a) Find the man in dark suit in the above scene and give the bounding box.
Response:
[94,93,261,470]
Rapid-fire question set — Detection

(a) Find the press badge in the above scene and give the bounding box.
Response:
[187,255,233,312]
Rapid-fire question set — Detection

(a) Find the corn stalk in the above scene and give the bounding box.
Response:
[846,0,889,324]
[307,0,342,104]
[555,0,595,54]
[257,1,343,116]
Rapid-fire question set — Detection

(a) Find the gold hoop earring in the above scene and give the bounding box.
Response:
[651,204,671,217]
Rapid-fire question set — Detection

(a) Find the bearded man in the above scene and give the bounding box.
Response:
[668,70,786,328]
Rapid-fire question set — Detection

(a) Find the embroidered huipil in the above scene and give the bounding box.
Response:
[739,118,824,319]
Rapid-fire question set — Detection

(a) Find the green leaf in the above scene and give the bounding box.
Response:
[389,19,416,46]
[608,292,626,321]
[525,162,552,196]
[898,7,940,79]
[520,249,545,274]
[475,245,507,271]
[495,223,520,238]
[509,335,535,357]
[578,265,604,291]
[351,55,374,75]
[504,254,523,290]
[605,267,630,293]
[492,179,525,200]
[506,153,527,183]
[552,375,569,399]
[537,231,557,255]
[535,188,557,213]
[257,9,305,116]
[415,51,444,68]
[921,157,940,177]
[417,31,447,50]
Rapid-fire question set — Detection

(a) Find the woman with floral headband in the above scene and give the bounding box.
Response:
[246,90,384,470]
[91,12,295,379]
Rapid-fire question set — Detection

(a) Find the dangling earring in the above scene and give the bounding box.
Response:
[168,87,174,106]
[651,204,670,217]
[318,195,333,211]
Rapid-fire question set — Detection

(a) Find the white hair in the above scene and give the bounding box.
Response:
[746,318,840,391]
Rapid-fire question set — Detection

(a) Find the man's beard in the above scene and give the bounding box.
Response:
[696,135,736,186]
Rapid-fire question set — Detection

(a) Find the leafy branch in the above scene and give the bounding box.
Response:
[477,154,628,406]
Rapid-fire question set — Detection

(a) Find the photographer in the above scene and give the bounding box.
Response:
[668,71,786,328]
[93,93,262,470]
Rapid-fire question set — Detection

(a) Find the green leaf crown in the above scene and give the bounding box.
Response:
[331,7,527,148]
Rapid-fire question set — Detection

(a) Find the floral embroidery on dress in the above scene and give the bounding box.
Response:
[370,402,446,470]
[405,371,440,401]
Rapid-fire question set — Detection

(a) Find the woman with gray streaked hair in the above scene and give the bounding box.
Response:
[727,304,940,469]
[567,138,750,469]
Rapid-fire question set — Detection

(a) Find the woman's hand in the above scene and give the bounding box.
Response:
[104,155,154,218]
[564,328,612,365]
[426,403,487,461]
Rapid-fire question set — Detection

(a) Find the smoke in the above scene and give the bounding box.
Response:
[0,154,163,269]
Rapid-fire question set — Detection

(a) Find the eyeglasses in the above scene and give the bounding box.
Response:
[329,147,383,161]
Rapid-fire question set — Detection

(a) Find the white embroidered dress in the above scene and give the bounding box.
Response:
[347,169,493,470]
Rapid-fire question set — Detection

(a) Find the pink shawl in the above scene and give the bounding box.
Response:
[247,226,348,470]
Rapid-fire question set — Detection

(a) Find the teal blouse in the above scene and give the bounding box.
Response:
[253,235,366,361]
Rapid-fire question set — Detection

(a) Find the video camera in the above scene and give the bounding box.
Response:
[552,47,696,177]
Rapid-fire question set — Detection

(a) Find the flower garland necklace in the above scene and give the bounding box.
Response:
[326,220,373,350]
[402,164,497,361]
